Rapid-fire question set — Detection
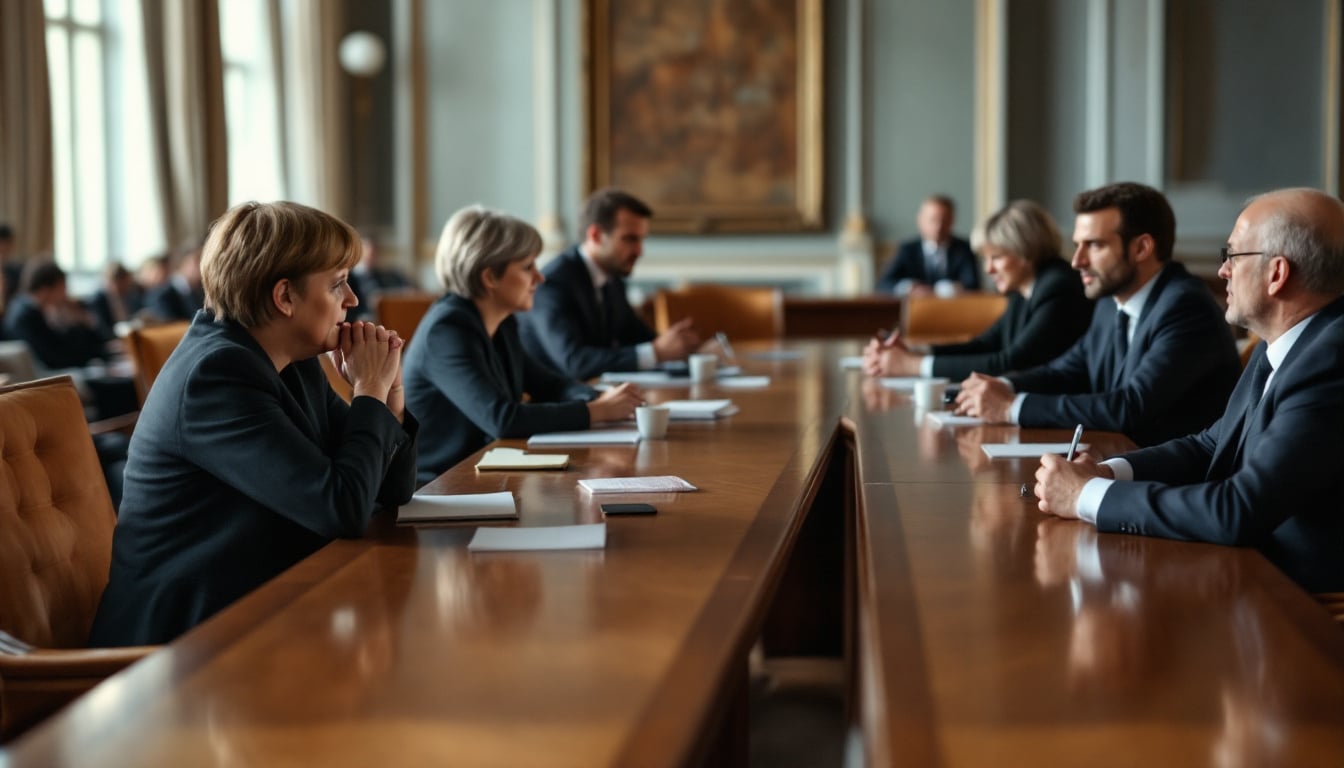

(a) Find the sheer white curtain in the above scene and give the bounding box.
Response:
[0,0,55,259]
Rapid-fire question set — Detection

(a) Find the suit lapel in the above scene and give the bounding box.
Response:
[564,252,608,344]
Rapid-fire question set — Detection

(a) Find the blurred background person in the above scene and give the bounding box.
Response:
[865,200,1093,380]
[349,232,416,319]
[88,261,146,338]
[403,205,643,485]
[146,240,206,321]
[877,195,981,297]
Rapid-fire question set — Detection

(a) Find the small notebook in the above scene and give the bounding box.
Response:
[468,522,607,551]
[474,447,569,471]
[528,429,641,446]
[981,443,1090,459]
[600,371,680,385]
[397,491,518,523]
[715,375,770,389]
[577,475,698,494]
[660,399,736,420]
[925,412,985,427]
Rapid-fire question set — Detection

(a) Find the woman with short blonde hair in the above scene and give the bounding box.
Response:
[404,205,643,483]
[91,200,419,646]
[864,199,1093,380]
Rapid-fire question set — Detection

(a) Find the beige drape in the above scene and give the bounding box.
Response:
[279,0,348,217]
[0,0,55,258]
[141,0,229,246]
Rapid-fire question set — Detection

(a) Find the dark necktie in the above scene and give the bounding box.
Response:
[1210,352,1274,479]
[1112,309,1130,384]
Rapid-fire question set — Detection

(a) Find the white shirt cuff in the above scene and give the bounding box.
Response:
[635,342,657,370]
[1075,477,1114,525]
[919,355,935,378]
[1008,392,1025,424]
[1101,458,1133,482]
[893,279,915,297]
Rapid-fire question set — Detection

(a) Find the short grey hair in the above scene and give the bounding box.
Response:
[1251,190,1344,295]
[971,199,1063,267]
[434,205,543,299]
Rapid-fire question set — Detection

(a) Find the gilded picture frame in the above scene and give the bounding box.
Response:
[583,0,825,233]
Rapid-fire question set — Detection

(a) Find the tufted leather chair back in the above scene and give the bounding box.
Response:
[0,376,116,649]
[124,321,190,405]
[653,285,784,341]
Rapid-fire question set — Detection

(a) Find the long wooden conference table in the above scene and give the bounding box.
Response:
[4,342,1344,766]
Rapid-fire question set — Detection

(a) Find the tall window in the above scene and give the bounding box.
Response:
[220,0,284,205]
[45,0,165,274]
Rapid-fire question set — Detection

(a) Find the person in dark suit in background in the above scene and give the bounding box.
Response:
[876,194,981,297]
[864,199,1093,380]
[145,241,206,321]
[1034,188,1344,593]
[955,182,1240,447]
[348,233,416,320]
[518,188,699,381]
[90,201,418,646]
[403,206,643,485]
[88,261,146,337]
[3,259,107,369]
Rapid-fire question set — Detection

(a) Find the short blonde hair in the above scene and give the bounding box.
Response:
[971,199,1063,267]
[201,201,360,328]
[435,205,542,299]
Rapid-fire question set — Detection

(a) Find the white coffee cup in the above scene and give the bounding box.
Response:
[635,405,671,439]
[689,353,718,383]
[913,377,950,410]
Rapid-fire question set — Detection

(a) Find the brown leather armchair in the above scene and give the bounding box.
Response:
[653,284,784,341]
[124,321,191,404]
[375,293,436,344]
[0,376,156,740]
[901,293,1008,343]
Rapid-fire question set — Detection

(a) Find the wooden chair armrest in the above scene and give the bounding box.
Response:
[88,410,139,436]
[0,646,156,679]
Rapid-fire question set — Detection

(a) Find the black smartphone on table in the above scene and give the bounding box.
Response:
[601,503,657,515]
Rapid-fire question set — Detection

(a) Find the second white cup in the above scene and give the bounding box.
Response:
[912,377,950,410]
[635,405,671,439]
[689,353,718,383]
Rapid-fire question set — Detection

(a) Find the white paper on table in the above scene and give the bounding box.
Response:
[839,355,864,370]
[528,429,641,446]
[600,371,680,385]
[474,447,569,470]
[981,443,1091,459]
[659,399,735,420]
[397,491,518,523]
[468,522,607,551]
[878,377,924,391]
[716,366,743,378]
[925,412,985,427]
[577,475,698,493]
[715,376,770,389]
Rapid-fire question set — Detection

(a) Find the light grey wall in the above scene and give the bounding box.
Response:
[870,0,977,246]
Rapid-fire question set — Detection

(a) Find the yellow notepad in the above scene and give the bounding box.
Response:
[475,447,570,471]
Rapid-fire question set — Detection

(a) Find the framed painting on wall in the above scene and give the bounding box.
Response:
[584,0,825,233]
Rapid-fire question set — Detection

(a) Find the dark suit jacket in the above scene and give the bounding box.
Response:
[1098,296,1344,592]
[90,311,418,646]
[1006,262,1240,446]
[929,257,1093,379]
[518,246,656,380]
[877,236,980,293]
[145,280,204,321]
[88,287,145,338]
[2,296,106,369]
[404,294,595,484]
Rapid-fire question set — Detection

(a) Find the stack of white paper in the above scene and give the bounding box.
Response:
[659,399,736,420]
[577,475,698,493]
[527,429,641,446]
[468,523,607,551]
[839,355,865,370]
[715,376,770,389]
[599,371,681,385]
[397,491,518,523]
[925,412,985,427]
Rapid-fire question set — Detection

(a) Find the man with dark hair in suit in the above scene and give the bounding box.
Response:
[1033,188,1344,593]
[954,181,1240,447]
[519,188,700,380]
[145,240,205,321]
[3,259,106,369]
[876,194,981,296]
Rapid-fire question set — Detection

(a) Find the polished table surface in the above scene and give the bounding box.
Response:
[4,342,1343,766]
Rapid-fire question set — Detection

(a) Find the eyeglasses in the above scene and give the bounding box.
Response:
[1219,247,1265,264]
